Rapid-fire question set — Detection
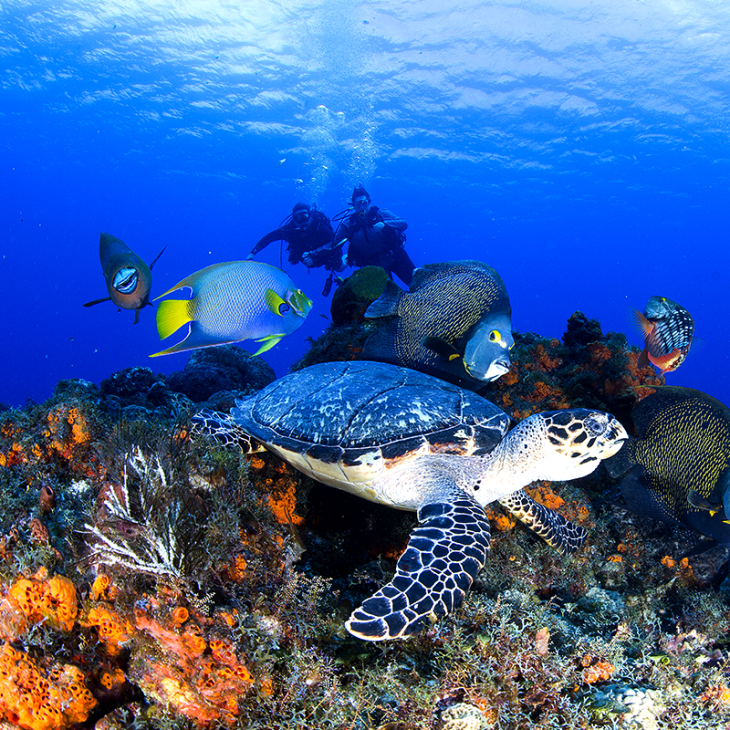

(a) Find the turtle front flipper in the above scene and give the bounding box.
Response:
[499,490,587,554]
[346,495,490,641]
[191,410,263,453]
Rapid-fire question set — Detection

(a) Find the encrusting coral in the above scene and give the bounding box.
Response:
[0,306,729,728]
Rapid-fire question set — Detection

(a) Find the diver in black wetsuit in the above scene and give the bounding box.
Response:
[247,203,344,270]
[334,186,414,286]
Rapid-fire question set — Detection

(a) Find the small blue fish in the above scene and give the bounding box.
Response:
[150,261,312,358]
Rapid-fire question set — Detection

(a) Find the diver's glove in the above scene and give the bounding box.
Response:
[302,253,314,268]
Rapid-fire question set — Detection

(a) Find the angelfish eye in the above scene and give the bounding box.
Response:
[489,330,501,343]
[278,302,291,315]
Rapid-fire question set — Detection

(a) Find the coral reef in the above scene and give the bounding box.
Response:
[0,307,729,728]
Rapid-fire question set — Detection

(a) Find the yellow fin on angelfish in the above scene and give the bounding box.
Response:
[252,334,284,356]
[156,299,194,340]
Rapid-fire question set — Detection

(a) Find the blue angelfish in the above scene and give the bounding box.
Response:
[150,261,312,358]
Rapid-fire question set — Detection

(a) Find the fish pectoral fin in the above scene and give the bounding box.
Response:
[149,245,167,269]
[156,299,193,340]
[264,288,287,316]
[82,296,112,308]
[252,335,284,356]
[687,489,722,513]
[422,336,462,361]
[633,310,655,337]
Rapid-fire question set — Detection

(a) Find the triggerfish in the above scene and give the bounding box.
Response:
[606,386,730,549]
[362,260,513,389]
[83,232,166,323]
[150,261,312,358]
[634,296,694,377]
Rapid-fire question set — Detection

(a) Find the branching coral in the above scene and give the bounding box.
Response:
[83,446,239,585]
[84,448,189,578]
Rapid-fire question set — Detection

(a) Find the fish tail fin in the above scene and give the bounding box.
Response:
[156,299,193,340]
[647,348,682,372]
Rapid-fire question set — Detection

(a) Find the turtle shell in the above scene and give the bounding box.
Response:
[231,361,509,496]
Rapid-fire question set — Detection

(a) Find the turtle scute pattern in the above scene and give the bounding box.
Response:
[346,496,490,640]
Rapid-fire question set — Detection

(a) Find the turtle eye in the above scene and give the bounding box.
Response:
[584,414,608,436]
[489,330,501,343]
[278,302,291,315]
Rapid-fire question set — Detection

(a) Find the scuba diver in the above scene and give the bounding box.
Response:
[334,186,415,286]
[247,202,345,272]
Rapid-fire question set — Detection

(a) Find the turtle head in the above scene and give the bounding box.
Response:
[532,409,628,481]
[497,408,628,490]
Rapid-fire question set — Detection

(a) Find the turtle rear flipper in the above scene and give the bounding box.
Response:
[499,490,587,554]
[346,494,490,641]
[191,410,263,453]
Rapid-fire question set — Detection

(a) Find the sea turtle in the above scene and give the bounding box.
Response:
[193,360,627,641]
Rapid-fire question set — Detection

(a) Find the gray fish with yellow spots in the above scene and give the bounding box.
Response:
[606,386,730,547]
[362,261,513,389]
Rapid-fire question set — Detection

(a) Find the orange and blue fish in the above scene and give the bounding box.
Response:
[83,232,166,324]
[634,295,694,376]
[150,261,312,357]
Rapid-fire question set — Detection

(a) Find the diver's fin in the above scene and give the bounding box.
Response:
[82,296,112,308]
[252,334,284,356]
[364,279,404,319]
[264,288,288,316]
[422,336,462,362]
[155,299,194,340]
[149,245,167,269]
[619,467,682,527]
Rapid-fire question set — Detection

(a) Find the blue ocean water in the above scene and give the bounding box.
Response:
[2,0,729,408]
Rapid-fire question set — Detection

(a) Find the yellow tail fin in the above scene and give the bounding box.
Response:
[156,299,193,340]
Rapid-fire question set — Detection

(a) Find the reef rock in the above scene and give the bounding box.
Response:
[165,345,276,403]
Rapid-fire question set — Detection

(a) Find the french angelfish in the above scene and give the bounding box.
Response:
[605,386,730,548]
[150,261,312,358]
[362,260,513,389]
[83,232,166,323]
[634,296,694,377]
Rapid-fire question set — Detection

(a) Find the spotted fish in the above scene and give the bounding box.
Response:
[606,386,730,547]
[83,232,166,323]
[361,261,513,389]
[635,296,694,377]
